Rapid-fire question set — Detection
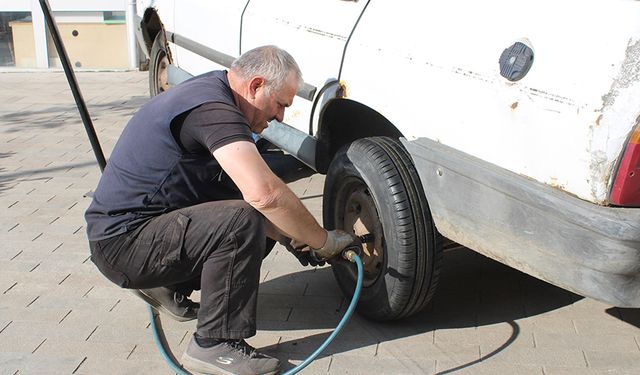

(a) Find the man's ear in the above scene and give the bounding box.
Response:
[248,77,265,99]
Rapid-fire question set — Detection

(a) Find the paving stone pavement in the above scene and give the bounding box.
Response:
[1,71,640,375]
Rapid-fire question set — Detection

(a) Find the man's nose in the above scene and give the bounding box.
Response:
[275,108,285,123]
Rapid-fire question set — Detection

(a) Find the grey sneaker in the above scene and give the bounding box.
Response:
[181,335,280,375]
[131,287,199,322]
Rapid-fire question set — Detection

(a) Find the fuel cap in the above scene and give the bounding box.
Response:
[499,39,534,81]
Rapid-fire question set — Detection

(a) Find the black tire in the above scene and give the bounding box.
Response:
[149,32,171,97]
[323,137,442,321]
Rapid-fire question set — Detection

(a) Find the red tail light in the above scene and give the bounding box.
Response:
[610,125,640,207]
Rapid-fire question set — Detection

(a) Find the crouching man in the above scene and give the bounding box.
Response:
[85,45,356,375]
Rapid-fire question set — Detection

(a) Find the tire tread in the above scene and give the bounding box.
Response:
[324,136,443,321]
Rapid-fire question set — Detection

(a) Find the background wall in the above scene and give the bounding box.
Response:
[0,0,136,69]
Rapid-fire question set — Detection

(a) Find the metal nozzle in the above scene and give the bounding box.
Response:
[342,249,359,262]
[341,233,374,262]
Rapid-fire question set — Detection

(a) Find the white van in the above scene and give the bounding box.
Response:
[134,0,640,320]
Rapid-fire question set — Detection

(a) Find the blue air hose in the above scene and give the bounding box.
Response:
[149,250,364,375]
[147,305,191,375]
[283,251,363,375]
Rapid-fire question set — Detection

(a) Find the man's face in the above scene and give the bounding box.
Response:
[249,72,298,134]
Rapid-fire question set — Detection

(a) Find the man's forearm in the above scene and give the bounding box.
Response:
[250,183,327,249]
[212,141,327,248]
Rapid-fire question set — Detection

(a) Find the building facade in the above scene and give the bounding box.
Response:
[1,0,137,70]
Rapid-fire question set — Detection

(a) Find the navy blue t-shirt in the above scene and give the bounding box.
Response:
[85,71,253,241]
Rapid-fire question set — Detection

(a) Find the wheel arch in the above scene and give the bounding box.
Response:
[315,99,403,173]
[139,7,170,61]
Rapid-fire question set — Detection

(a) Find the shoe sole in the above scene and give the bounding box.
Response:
[181,352,279,375]
[130,289,196,322]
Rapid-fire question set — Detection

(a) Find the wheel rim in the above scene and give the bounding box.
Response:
[339,177,384,287]
[154,51,170,93]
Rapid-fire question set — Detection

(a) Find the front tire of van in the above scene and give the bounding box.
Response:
[323,137,443,321]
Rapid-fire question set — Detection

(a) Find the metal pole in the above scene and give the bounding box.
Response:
[125,0,138,69]
[38,0,107,172]
[30,0,48,68]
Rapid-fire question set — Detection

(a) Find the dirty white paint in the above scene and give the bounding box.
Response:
[341,0,640,204]
[590,39,640,202]
[241,0,367,134]
[139,0,640,204]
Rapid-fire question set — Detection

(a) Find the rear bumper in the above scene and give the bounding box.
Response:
[403,137,640,307]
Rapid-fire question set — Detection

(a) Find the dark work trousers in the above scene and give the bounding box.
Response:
[89,200,270,340]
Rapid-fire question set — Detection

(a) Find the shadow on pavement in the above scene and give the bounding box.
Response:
[0,159,97,180]
[1,97,148,133]
[606,307,640,329]
[0,159,98,197]
[262,152,315,184]
[259,247,582,372]
[0,151,16,195]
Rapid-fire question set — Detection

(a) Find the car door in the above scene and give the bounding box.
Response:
[173,0,248,75]
[241,0,367,134]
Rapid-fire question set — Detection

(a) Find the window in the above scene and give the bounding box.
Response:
[103,11,125,24]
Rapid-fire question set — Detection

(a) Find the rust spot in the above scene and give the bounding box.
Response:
[595,114,603,127]
[336,80,348,99]
[548,176,566,190]
[510,102,518,110]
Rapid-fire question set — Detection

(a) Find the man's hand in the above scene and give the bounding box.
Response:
[312,230,360,261]
[278,237,326,267]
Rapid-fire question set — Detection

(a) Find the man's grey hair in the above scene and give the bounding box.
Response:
[231,45,302,93]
